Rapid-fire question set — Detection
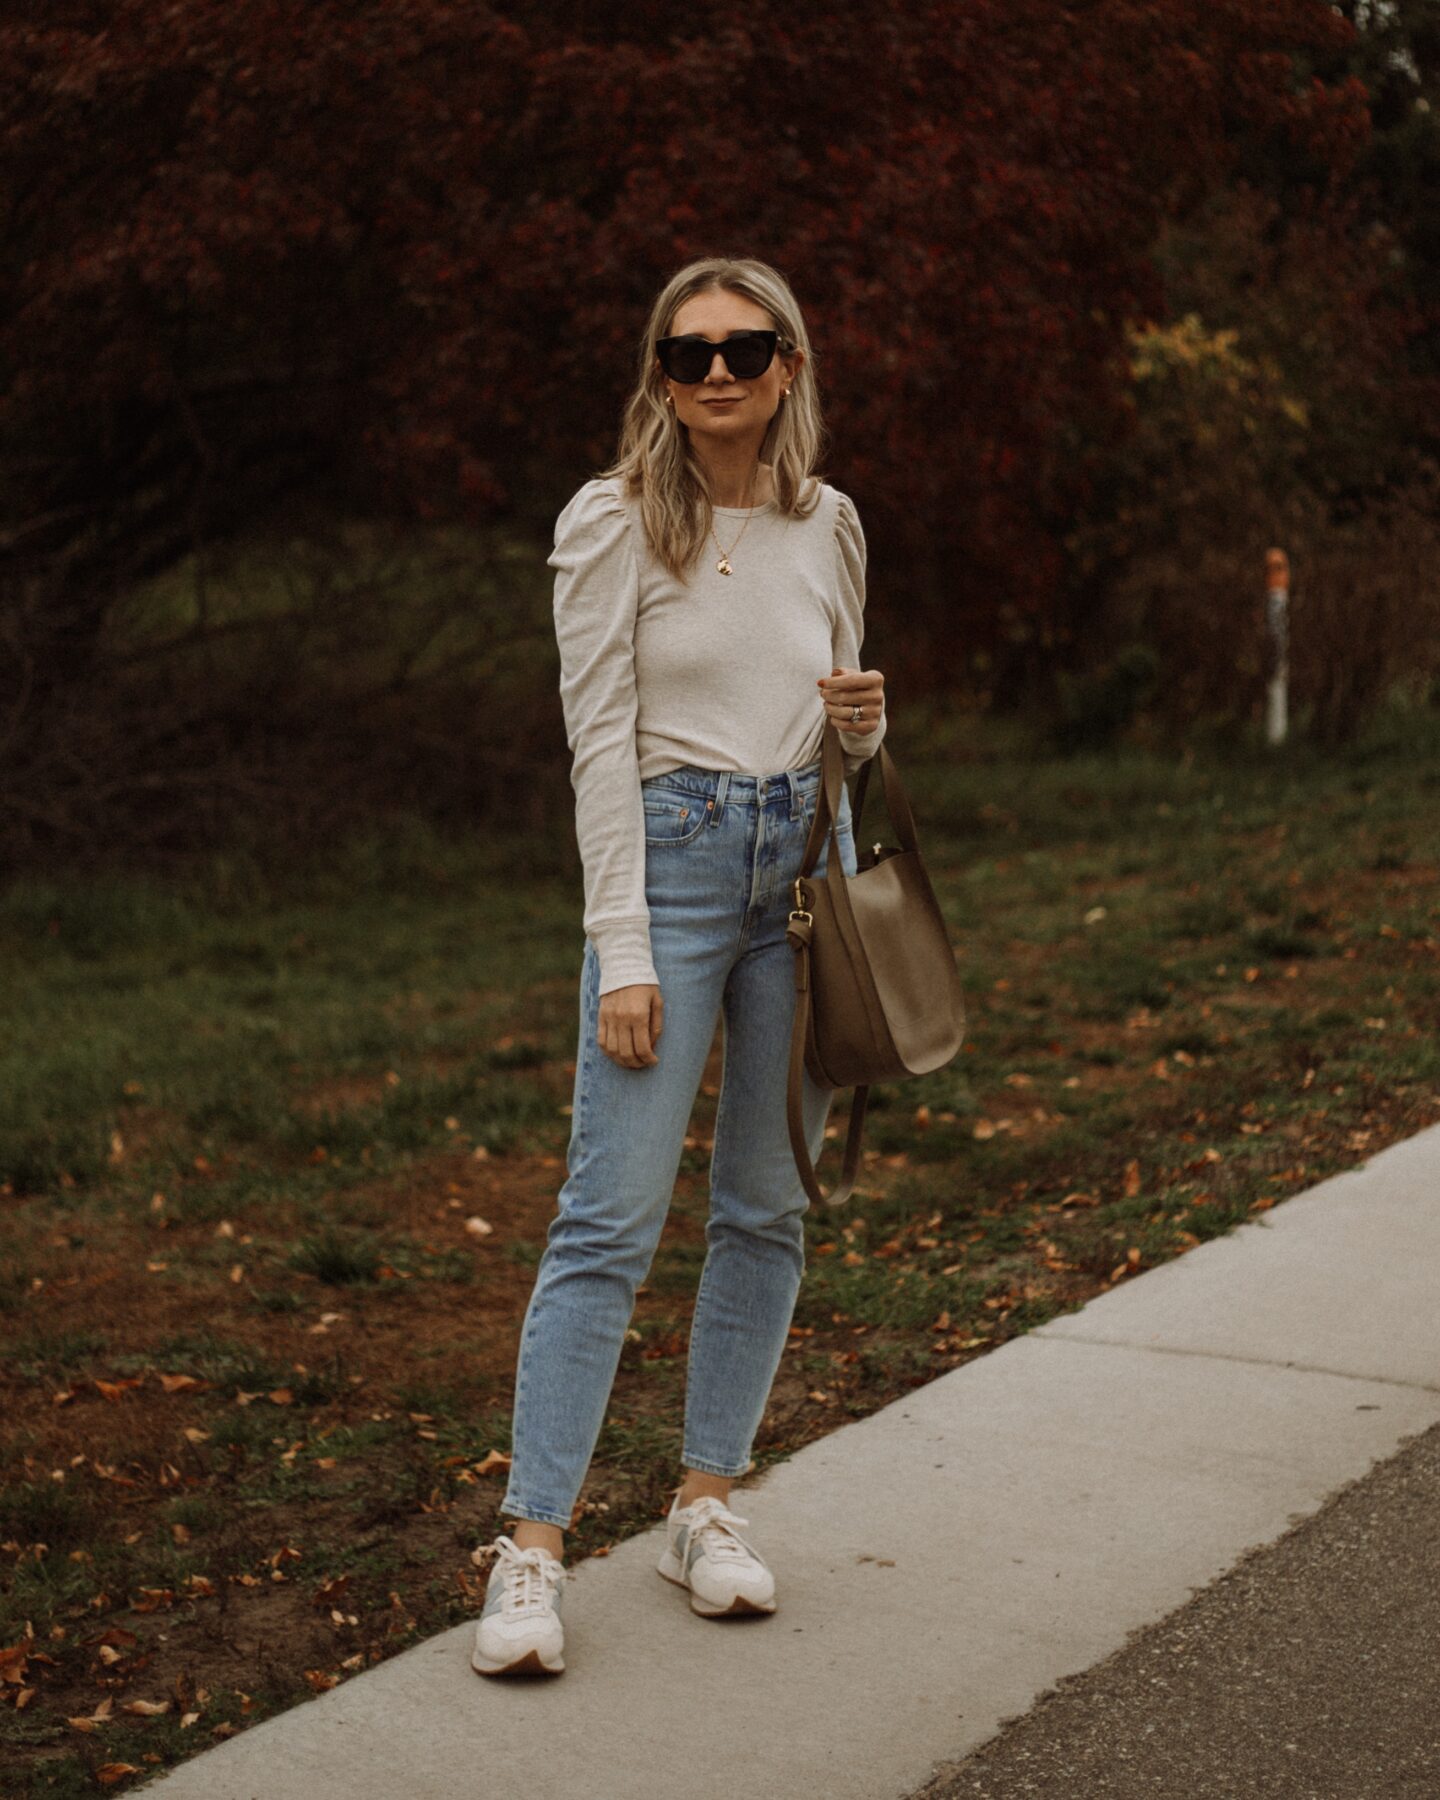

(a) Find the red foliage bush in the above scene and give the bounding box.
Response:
[0,2,1381,856]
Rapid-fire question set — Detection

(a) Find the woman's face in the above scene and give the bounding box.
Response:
[657,289,801,450]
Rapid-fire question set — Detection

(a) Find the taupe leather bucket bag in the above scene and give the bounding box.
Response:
[784,720,967,1208]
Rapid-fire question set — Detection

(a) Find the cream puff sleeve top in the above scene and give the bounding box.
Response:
[548,474,887,997]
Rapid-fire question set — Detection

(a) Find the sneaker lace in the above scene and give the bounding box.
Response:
[471,1535,568,1615]
[679,1496,759,1563]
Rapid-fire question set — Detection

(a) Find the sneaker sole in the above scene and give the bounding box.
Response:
[471,1644,565,1676]
[656,1549,777,1616]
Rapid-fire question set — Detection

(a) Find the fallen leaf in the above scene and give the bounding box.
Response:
[131,1588,176,1613]
[94,1379,143,1402]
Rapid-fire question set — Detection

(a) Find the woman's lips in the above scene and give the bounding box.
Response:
[703,397,742,405]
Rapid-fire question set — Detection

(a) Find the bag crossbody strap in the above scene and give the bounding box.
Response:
[784,908,871,1209]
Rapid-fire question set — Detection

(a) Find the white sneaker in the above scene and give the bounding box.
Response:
[470,1534,569,1675]
[656,1491,777,1616]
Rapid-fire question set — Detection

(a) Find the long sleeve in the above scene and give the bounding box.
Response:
[548,480,659,997]
[832,489,888,776]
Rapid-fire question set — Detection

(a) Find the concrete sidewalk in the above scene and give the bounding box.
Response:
[908,1413,1440,1797]
[139,1122,1440,1800]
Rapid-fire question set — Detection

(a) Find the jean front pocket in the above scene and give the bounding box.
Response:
[642,791,710,847]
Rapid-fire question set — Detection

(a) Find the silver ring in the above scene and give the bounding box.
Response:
[850,704,862,723]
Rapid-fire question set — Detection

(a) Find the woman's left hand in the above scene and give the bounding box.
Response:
[818,665,884,734]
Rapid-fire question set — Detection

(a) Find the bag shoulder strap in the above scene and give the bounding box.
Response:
[796,720,920,882]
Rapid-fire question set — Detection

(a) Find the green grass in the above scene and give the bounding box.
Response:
[0,816,584,1209]
[3,701,1437,1211]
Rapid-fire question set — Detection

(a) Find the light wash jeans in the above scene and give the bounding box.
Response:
[500,756,860,1527]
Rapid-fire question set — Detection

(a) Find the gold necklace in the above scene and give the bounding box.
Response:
[709,470,762,575]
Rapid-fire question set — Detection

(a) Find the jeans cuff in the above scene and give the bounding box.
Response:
[499,1500,573,1528]
[679,1453,753,1478]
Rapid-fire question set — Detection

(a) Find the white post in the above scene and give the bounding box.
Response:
[1264,548,1290,745]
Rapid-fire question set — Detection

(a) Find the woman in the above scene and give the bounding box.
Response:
[471,256,886,1677]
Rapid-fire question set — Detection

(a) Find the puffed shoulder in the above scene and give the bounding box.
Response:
[832,485,866,586]
[547,476,636,573]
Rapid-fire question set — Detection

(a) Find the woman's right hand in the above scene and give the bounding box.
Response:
[598,983,663,1069]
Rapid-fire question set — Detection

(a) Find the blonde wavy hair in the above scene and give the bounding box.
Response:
[597,256,830,583]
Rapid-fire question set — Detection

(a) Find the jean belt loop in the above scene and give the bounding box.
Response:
[710,770,731,827]
[788,770,803,821]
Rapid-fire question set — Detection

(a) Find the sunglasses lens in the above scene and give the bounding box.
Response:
[669,342,714,382]
[723,335,773,378]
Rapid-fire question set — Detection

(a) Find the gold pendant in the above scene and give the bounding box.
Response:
[716,556,732,575]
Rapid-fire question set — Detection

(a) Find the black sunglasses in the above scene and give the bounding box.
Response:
[655,329,792,384]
